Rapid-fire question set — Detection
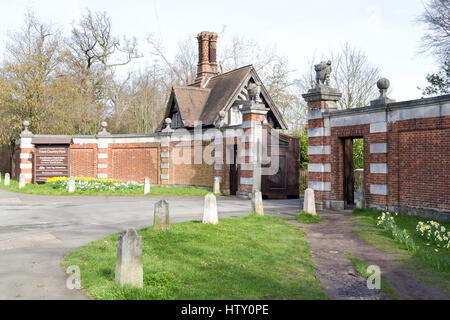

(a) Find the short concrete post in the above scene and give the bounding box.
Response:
[115,228,143,288]
[355,188,366,209]
[154,200,170,231]
[68,176,76,193]
[4,173,10,186]
[18,174,26,189]
[144,177,150,195]
[213,177,220,194]
[203,193,218,224]
[303,188,316,215]
[251,190,264,216]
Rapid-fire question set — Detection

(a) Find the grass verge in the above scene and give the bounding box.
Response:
[351,208,450,296]
[64,214,328,300]
[296,211,323,224]
[0,177,210,197]
[344,253,399,300]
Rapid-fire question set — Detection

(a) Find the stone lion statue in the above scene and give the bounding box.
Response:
[314,60,332,87]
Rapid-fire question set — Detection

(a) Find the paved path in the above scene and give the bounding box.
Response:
[0,189,301,300]
[297,210,449,300]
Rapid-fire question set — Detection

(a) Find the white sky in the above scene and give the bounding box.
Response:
[0,0,439,101]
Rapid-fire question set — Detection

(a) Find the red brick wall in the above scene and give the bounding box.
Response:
[111,147,159,184]
[70,146,97,178]
[170,141,213,187]
[389,117,450,211]
[313,114,449,212]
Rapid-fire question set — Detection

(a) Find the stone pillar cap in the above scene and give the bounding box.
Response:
[241,101,270,115]
[302,86,342,102]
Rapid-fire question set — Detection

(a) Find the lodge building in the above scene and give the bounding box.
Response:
[11,31,301,199]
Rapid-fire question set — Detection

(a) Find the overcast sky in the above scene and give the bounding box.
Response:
[0,0,438,101]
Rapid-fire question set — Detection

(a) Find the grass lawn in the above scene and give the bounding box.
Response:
[296,211,323,224]
[344,253,399,300]
[351,208,450,296]
[64,214,328,300]
[0,176,211,197]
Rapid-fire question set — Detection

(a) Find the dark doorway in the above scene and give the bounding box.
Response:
[261,127,300,199]
[343,138,354,206]
[229,144,238,195]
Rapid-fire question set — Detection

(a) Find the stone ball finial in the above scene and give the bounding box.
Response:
[370,77,395,106]
[218,110,226,119]
[21,120,32,135]
[162,117,174,133]
[377,78,390,90]
[98,121,110,135]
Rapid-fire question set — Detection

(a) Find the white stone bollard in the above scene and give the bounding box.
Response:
[115,228,143,288]
[202,193,218,224]
[18,174,26,189]
[68,176,76,193]
[355,188,366,209]
[251,190,264,216]
[4,173,10,186]
[303,188,316,215]
[144,177,150,195]
[213,177,220,194]
[154,200,170,231]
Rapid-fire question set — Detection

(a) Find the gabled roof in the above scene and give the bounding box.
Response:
[158,65,287,131]
[172,86,211,127]
[200,65,253,125]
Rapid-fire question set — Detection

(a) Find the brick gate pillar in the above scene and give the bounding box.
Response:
[18,120,34,184]
[97,121,111,179]
[160,118,173,185]
[238,83,269,199]
[302,84,342,210]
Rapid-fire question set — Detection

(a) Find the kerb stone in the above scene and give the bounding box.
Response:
[144,177,151,195]
[251,190,264,216]
[68,176,75,193]
[18,174,25,189]
[203,193,218,224]
[154,200,169,231]
[213,177,220,194]
[115,228,143,288]
[355,188,366,209]
[303,188,316,215]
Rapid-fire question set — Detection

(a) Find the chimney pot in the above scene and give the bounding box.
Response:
[195,31,219,86]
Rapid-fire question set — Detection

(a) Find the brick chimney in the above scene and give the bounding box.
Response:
[195,31,218,86]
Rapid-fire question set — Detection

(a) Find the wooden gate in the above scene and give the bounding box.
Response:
[261,126,300,199]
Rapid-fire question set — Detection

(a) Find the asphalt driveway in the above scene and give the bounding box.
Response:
[0,189,301,299]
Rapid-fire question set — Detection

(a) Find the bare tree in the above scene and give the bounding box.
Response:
[417,0,450,63]
[219,35,279,78]
[147,33,197,86]
[330,43,380,109]
[265,57,307,134]
[107,66,168,134]
[69,9,140,75]
[65,9,141,132]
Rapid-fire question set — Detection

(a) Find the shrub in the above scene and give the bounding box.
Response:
[45,176,141,192]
